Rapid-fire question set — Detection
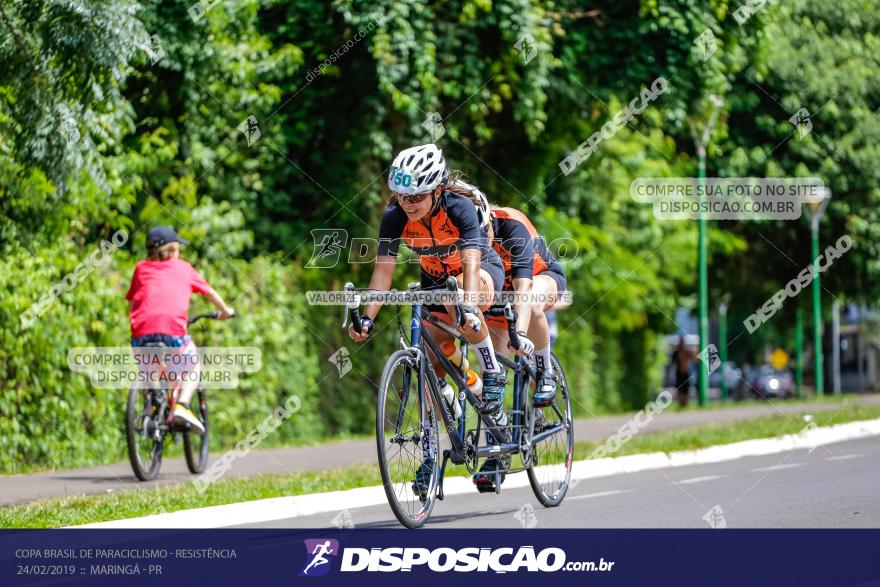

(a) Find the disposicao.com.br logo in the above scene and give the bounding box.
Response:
[300,539,340,576]
[299,540,614,574]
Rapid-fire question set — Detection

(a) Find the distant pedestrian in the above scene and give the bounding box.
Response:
[671,335,695,407]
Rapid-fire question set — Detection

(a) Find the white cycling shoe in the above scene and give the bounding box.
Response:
[173,403,205,435]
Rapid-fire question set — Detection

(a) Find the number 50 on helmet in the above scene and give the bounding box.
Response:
[388,144,448,195]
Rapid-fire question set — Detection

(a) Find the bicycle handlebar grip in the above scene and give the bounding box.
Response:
[503,304,520,350]
[344,282,363,333]
[187,311,220,325]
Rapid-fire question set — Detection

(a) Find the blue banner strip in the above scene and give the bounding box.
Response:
[2,529,879,586]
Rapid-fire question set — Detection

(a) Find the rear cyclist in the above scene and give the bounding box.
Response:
[481,203,567,406]
[348,143,509,495]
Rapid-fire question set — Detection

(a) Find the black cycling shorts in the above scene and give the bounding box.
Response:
[420,259,505,316]
[537,262,566,294]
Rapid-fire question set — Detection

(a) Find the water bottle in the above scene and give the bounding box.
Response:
[439,381,462,420]
[466,369,482,398]
[441,340,469,373]
[448,348,470,373]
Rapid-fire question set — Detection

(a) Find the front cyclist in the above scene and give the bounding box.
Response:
[348,144,508,495]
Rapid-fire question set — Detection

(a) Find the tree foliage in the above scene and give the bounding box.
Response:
[1,0,876,470]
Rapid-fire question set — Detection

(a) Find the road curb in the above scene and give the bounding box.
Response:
[75,417,880,528]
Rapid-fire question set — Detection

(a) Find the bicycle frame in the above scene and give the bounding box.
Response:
[412,306,569,500]
[344,280,569,501]
[136,345,182,430]
[406,302,475,465]
[127,312,218,481]
[164,384,181,428]
[410,301,564,468]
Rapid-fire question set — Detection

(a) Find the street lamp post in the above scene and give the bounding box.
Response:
[697,152,709,407]
[695,95,723,407]
[719,300,729,401]
[832,299,841,395]
[795,305,803,398]
[803,187,831,397]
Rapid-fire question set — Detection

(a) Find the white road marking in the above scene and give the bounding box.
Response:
[77,417,880,528]
[824,453,865,461]
[675,475,726,485]
[567,490,631,501]
[751,463,803,473]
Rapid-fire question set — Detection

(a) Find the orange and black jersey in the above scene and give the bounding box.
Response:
[491,207,563,289]
[377,191,503,281]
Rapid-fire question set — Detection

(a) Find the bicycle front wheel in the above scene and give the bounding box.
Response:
[376,350,439,528]
[125,387,164,481]
[183,386,209,474]
[527,352,574,506]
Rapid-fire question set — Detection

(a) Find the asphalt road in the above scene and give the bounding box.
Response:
[232,435,880,529]
[3,395,878,506]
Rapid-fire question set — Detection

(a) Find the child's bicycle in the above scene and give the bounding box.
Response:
[344,279,573,528]
[125,312,221,481]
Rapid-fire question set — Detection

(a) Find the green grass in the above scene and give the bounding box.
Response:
[661,392,850,413]
[2,394,858,475]
[571,402,880,460]
[3,403,880,529]
[0,463,382,529]
[4,431,378,476]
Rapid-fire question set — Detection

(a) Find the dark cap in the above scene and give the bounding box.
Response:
[146,226,189,248]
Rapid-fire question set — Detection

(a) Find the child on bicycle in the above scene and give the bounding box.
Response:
[126,227,234,434]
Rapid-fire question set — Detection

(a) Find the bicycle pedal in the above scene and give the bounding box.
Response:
[473,470,506,493]
[474,480,496,493]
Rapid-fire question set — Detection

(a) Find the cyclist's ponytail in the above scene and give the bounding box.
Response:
[443,171,490,227]
[443,170,475,199]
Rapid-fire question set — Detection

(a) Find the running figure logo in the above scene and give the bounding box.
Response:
[514,33,537,64]
[329,347,352,378]
[300,539,340,576]
[306,229,348,268]
[697,344,721,374]
[237,115,262,146]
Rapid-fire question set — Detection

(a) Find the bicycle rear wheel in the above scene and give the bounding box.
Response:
[183,386,209,474]
[376,350,439,528]
[125,387,164,481]
[527,352,573,506]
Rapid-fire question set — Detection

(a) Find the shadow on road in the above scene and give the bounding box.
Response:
[353,506,522,529]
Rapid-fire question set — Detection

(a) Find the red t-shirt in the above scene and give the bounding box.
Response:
[126,258,213,337]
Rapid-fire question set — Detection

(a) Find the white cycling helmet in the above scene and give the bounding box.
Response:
[388,144,448,195]
[447,179,491,227]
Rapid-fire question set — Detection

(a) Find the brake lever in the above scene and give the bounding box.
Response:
[445,276,465,327]
[344,282,363,333]
[503,304,520,350]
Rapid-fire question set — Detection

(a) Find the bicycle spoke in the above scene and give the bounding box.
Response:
[377,352,438,527]
[126,388,165,481]
[527,353,573,506]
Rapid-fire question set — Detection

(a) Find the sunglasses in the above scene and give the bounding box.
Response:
[395,192,432,204]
